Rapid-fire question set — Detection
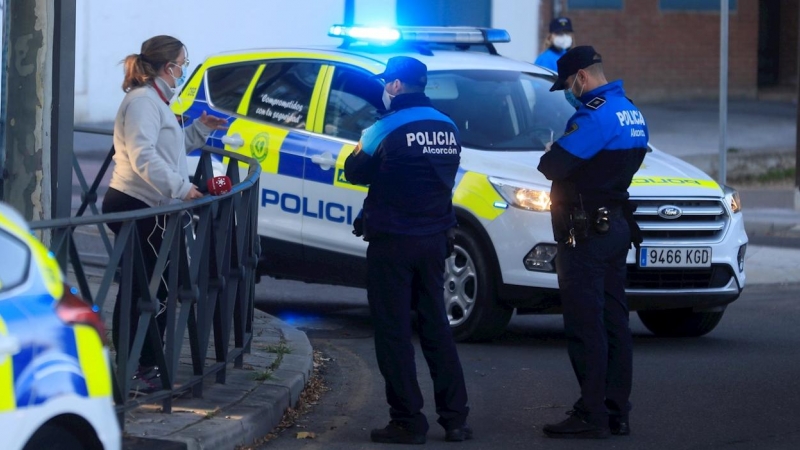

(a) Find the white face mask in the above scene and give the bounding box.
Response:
[552,34,573,50]
[382,89,395,110]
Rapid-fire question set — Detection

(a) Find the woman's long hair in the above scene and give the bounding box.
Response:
[121,35,184,92]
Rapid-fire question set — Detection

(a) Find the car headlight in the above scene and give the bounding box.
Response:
[489,177,551,212]
[723,185,741,213]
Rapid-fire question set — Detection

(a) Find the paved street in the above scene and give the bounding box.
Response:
[254,279,800,449]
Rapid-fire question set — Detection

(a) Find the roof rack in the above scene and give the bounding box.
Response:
[328,25,511,55]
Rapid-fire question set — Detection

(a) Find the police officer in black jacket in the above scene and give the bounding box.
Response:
[538,46,648,439]
[344,56,472,445]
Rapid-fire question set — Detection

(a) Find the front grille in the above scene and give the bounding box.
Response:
[631,198,729,242]
[626,264,734,289]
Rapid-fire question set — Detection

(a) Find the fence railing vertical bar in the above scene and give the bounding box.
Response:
[29,139,260,428]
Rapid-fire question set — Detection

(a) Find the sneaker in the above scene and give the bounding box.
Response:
[370,421,426,445]
[445,424,473,442]
[129,365,161,395]
[543,410,610,439]
[609,416,630,436]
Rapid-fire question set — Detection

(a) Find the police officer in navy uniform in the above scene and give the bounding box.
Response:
[344,56,472,445]
[537,46,648,439]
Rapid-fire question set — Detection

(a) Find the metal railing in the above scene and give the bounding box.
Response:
[30,129,261,424]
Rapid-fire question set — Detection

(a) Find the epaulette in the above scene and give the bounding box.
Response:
[585,97,606,110]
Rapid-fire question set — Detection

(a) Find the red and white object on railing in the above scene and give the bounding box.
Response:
[207,176,232,196]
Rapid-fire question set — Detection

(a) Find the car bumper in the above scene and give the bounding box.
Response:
[483,206,748,312]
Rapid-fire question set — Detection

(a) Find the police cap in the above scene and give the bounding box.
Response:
[549,45,602,92]
[549,17,573,33]
[374,56,428,88]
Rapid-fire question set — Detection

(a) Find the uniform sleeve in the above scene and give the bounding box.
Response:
[123,97,191,200]
[538,110,606,180]
[344,141,379,186]
[183,119,212,153]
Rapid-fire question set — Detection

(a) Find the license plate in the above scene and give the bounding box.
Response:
[638,247,712,268]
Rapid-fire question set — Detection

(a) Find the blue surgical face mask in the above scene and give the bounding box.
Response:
[564,89,582,109]
[169,61,189,88]
[564,74,584,109]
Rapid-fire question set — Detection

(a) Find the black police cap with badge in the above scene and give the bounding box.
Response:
[549,45,602,92]
[374,56,428,88]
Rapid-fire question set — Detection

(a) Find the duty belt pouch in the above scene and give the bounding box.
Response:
[551,207,571,242]
[570,207,590,240]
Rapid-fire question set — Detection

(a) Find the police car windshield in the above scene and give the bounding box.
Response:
[427,70,574,151]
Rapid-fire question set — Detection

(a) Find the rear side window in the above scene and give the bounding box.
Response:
[0,230,30,293]
[428,70,575,151]
[323,66,384,141]
[206,63,260,113]
[246,61,323,129]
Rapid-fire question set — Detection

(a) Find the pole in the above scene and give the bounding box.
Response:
[795,0,800,209]
[718,0,729,186]
[344,0,354,26]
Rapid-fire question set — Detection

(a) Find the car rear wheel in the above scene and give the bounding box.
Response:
[23,423,95,450]
[445,227,513,342]
[637,308,725,337]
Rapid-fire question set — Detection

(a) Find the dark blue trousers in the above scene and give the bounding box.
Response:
[366,232,469,434]
[555,215,633,427]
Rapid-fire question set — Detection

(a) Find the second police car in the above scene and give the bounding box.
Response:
[0,203,120,450]
[175,26,748,341]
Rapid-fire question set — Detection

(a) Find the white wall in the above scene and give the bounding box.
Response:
[74,0,350,123]
[74,0,537,123]
[491,0,540,64]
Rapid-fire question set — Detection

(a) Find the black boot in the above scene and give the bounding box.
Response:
[543,411,610,439]
[370,421,426,445]
[609,416,630,436]
[445,424,473,442]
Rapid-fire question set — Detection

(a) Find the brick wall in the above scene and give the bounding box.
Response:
[539,0,759,102]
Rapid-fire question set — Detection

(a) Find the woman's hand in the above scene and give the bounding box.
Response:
[183,184,204,201]
[198,110,228,131]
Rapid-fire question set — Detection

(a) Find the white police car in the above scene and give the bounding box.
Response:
[0,203,120,449]
[175,25,748,341]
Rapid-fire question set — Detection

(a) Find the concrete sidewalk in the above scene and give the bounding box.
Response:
[118,310,312,450]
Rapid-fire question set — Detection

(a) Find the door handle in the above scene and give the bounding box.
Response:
[0,336,20,357]
[221,133,244,149]
[311,152,336,170]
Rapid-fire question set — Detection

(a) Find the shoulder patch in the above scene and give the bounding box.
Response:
[563,122,579,137]
[585,97,606,110]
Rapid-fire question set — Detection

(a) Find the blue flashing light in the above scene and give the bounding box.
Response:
[329,25,511,46]
[483,28,511,43]
[329,25,401,44]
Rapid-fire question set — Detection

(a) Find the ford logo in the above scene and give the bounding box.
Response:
[658,205,683,219]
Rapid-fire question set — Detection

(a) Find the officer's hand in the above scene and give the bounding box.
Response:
[545,141,553,152]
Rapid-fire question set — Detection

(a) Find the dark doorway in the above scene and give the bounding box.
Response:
[396,0,491,27]
[757,0,781,86]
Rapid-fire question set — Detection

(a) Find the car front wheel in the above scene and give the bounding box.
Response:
[637,308,725,337]
[444,227,513,342]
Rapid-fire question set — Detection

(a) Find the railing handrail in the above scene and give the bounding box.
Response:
[29,134,262,428]
[31,145,260,229]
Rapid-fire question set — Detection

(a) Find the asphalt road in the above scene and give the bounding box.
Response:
[254,279,800,450]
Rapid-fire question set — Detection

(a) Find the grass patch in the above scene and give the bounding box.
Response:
[254,370,275,382]
[252,337,291,381]
[756,166,796,183]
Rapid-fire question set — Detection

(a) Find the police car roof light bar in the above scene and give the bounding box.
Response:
[329,25,510,54]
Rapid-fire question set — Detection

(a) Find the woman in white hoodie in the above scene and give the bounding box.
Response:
[103,35,226,391]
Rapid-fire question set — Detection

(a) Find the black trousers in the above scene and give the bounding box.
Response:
[366,232,469,434]
[555,215,633,427]
[102,187,168,368]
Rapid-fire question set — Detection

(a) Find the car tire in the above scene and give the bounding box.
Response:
[445,227,513,342]
[637,308,725,337]
[23,423,94,450]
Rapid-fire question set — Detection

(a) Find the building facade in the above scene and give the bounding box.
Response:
[538,0,798,101]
